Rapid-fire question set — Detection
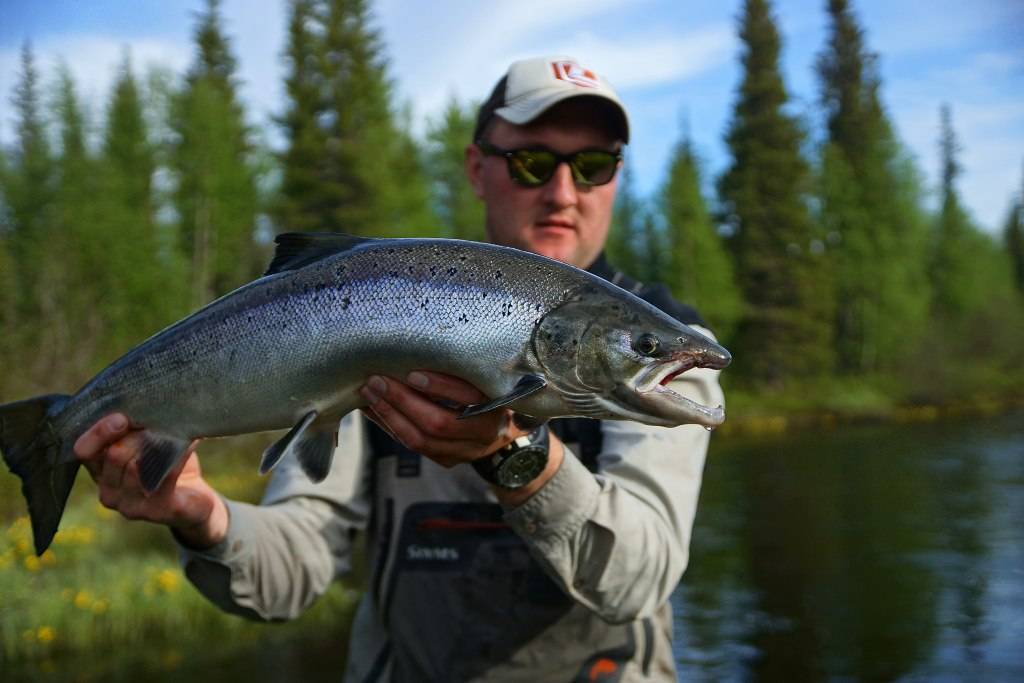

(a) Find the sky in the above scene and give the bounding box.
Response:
[0,0,1022,234]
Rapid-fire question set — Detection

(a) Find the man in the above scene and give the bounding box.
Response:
[76,56,724,681]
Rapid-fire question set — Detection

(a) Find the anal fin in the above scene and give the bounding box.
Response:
[138,432,193,492]
[260,410,338,483]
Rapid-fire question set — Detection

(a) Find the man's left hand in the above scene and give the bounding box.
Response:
[359,371,563,504]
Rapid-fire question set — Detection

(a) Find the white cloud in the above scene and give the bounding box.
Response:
[0,34,191,143]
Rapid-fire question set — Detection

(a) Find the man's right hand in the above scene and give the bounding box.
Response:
[74,413,229,550]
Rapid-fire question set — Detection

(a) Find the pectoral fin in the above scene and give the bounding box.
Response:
[260,410,337,483]
[138,432,193,492]
[458,374,547,420]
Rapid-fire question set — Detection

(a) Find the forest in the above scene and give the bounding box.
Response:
[2,0,1023,417]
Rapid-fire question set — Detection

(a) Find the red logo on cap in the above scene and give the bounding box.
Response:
[551,61,599,89]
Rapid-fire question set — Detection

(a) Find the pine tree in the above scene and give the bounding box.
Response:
[277,0,330,233]
[931,105,980,319]
[277,0,437,237]
[172,0,259,305]
[660,137,742,341]
[425,96,485,241]
[98,55,180,349]
[718,0,834,385]
[1005,163,1024,294]
[1,44,61,386]
[606,159,645,279]
[816,0,930,373]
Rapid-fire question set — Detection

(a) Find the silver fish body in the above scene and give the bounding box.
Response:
[1,233,730,554]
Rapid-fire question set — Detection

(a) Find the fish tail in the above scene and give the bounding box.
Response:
[0,394,78,555]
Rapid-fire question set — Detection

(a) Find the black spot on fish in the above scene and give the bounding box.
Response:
[535,303,542,312]
[407,266,415,274]
[459,255,467,262]
[429,266,438,276]
[341,296,351,310]
[495,270,503,279]
[458,313,468,323]
[389,270,399,277]
[447,267,457,276]
[388,248,396,254]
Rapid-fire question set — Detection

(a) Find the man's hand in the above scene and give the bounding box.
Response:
[74,414,228,550]
[359,371,563,505]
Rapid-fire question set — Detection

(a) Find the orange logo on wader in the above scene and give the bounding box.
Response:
[588,657,619,680]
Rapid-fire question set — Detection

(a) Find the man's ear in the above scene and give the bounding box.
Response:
[464,143,486,199]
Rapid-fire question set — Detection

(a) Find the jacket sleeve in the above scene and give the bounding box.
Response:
[502,326,724,624]
[176,412,371,621]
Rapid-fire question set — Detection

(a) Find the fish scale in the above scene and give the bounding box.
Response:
[1,233,731,555]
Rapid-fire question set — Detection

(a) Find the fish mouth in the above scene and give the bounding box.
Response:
[626,356,726,428]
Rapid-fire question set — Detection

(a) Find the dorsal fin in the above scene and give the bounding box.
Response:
[264,232,377,275]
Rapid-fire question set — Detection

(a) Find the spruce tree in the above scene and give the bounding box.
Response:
[606,159,645,279]
[930,105,981,319]
[816,0,930,373]
[425,96,485,241]
[172,0,259,304]
[718,0,834,385]
[99,55,179,348]
[277,0,437,237]
[277,0,330,233]
[660,137,742,341]
[1005,164,1024,294]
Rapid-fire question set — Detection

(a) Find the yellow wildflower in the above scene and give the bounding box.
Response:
[23,555,41,572]
[156,569,180,593]
[92,599,109,615]
[36,626,56,643]
[41,550,57,566]
[15,538,30,555]
[74,590,93,610]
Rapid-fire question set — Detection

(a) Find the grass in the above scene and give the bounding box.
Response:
[0,434,361,678]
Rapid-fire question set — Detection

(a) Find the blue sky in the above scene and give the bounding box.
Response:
[1,0,1022,233]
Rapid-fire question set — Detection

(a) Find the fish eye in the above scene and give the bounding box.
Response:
[634,333,660,357]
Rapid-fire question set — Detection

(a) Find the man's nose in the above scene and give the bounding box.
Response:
[541,161,578,208]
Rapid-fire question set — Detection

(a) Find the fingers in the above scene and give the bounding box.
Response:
[97,431,144,499]
[74,413,131,477]
[360,375,514,467]
[404,371,489,406]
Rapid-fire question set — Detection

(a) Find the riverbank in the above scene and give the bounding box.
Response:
[716,376,1024,437]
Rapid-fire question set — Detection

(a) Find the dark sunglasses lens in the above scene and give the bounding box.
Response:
[508,150,557,186]
[571,151,619,185]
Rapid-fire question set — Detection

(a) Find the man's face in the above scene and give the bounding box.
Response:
[465,103,621,269]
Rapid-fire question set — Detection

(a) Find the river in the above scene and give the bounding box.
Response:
[672,411,1024,681]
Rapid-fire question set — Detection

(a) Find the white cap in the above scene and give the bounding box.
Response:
[474,56,630,143]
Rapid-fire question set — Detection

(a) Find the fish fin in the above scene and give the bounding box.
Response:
[137,432,193,493]
[0,394,77,555]
[293,422,337,483]
[264,232,378,275]
[259,411,317,475]
[459,374,547,419]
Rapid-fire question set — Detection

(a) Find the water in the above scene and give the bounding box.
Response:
[672,412,1024,682]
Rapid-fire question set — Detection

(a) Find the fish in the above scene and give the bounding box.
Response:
[1,232,730,554]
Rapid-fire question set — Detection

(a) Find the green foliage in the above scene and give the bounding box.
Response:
[659,138,742,341]
[1003,165,1024,294]
[172,0,260,304]
[606,159,647,280]
[425,97,485,241]
[816,0,931,374]
[276,0,437,237]
[718,0,835,385]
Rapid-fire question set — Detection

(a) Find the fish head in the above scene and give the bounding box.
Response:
[533,287,731,427]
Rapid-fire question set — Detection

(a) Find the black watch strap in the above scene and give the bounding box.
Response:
[472,423,550,490]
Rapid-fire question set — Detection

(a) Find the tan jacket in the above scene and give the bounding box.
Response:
[178,336,722,682]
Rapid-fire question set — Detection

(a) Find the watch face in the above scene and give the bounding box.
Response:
[496,446,548,489]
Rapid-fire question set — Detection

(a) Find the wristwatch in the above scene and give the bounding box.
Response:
[472,423,550,490]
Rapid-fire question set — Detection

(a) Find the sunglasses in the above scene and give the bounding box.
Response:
[476,139,622,187]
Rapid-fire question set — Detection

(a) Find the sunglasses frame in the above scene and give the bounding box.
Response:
[475,139,623,188]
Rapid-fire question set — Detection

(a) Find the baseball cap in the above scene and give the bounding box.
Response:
[473,56,630,143]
